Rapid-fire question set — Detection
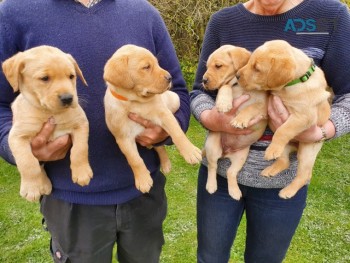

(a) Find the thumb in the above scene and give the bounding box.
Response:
[31,117,56,148]
[228,94,250,114]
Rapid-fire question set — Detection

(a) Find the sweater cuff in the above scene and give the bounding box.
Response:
[330,105,350,139]
[190,93,215,124]
[0,134,16,165]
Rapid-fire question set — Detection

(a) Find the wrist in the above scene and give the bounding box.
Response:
[316,126,327,143]
[200,109,219,131]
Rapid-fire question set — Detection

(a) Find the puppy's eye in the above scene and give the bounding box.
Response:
[143,64,151,70]
[40,76,49,82]
[69,74,75,80]
[215,64,222,69]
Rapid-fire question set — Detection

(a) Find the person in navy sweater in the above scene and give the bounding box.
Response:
[191,0,350,262]
[0,0,190,262]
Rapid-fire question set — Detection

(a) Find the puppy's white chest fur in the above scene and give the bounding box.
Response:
[104,90,167,139]
[11,95,83,140]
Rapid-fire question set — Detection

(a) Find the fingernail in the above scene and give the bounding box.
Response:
[128,113,136,119]
[49,117,56,125]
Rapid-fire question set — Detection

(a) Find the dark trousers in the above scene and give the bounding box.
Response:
[40,173,167,263]
[197,165,307,263]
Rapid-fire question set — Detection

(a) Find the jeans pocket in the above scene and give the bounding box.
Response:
[50,238,69,263]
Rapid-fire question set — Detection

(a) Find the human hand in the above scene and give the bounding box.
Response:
[31,117,72,161]
[267,95,289,132]
[128,113,169,147]
[268,95,334,143]
[200,94,264,135]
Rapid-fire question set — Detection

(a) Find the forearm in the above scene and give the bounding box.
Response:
[0,133,15,165]
[329,94,350,139]
[190,92,215,125]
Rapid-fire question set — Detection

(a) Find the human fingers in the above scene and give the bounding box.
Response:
[31,117,56,149]
[128,112,151,128]
[33,135,72,161]
[46,135,72,160]
[247,114,268,127]
[129,113,168,146]
[268,95,289,122]
[231,94,250,113]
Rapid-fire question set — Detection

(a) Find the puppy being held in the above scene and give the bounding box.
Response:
[237,40,331,199]
[104,44,202,193]
[2,45,93,202]
[202,45,268,200]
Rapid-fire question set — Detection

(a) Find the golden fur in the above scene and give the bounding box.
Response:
[103,44,202,193]
[202,45,268,200]
[2,45,93,202]
[238,40,331,198]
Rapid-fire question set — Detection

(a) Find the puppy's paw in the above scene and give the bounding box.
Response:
[279,185,298,199]
[261,165,279,177]
[261,159,289,177]
[206,181,217,194]
[20,176,52,202]
[135,173,153,193]
[230,117,249,129]
[264,144,284,160]
[72,164,93,186]
[216,99,232,113]
[160,159,171,175]
[228,187,242,201]
[181,145,202,164]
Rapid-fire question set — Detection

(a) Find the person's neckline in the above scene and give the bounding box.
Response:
[72,0,110,13]
[236,0,310,21]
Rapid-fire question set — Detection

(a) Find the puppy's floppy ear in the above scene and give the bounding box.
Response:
[267,57,295,88]
[103,54,134,89]
[66,54,88,86]
[228,47,251,71]
[2,52,25,92]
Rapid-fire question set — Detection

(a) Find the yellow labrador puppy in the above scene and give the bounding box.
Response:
[237,40,331,199]
[202,45,268,200]
[104,44,202,193]
[2,45,93,202]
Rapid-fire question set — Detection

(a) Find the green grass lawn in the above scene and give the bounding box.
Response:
[0,117,349,262]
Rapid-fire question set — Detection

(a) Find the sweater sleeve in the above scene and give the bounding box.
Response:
[320,3,350,138]
[0,11,18,165]
[190,12,222,123]
[151,8,190,135]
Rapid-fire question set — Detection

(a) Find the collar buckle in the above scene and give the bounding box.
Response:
[285,59,316,87]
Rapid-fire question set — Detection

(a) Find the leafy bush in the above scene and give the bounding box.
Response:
[150,0,241,60]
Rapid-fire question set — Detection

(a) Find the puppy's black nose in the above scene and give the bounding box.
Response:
[59,93,73,106]
[202,77,208,85]
[165,74,172,83]
[236,73,240,80]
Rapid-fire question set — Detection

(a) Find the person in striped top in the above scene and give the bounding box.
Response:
[190,0,350,262]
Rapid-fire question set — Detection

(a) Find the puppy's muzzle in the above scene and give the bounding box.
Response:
[202,77,209,85]
[59,93,73,106]
[165,74,172,90]
[165,74,172,83]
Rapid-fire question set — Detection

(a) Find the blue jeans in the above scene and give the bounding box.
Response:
[197,165,307,263]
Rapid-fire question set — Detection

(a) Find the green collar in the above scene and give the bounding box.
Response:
[285,60,316,87]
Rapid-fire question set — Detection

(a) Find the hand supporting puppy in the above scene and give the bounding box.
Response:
[268,95,335,142]
[200,94,265,135]
[31,117,72,161]
[128,113,169,147]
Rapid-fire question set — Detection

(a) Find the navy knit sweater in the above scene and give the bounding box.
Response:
[0,0,189,204]
[191,0,350,188]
